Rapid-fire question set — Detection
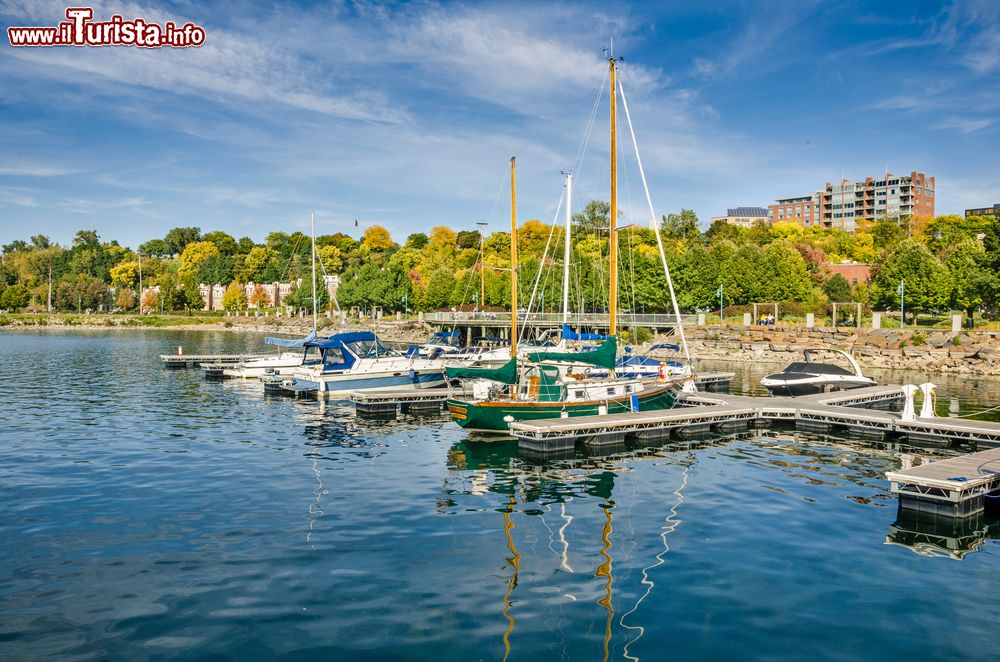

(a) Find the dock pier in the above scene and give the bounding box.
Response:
[160,353,269,369]
[886,448,1000,518]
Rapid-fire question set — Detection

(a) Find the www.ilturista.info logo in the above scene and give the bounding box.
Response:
[8,7,206,48]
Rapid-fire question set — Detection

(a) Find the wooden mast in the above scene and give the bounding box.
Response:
[510,157,518,357]
[609,57,618,337]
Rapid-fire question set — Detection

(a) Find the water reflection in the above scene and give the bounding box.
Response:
[886,508,1000,560]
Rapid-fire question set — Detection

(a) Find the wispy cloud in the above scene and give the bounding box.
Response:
[931,116,993,133]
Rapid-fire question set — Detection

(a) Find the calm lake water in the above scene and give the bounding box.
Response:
[2,329,999,660]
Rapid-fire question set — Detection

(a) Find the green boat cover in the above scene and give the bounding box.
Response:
[527,336,618,370]
[445,358,518,384]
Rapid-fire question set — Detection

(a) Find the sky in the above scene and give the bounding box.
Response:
[1,0,999,249]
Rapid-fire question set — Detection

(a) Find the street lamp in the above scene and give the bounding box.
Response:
[716,284,724,324]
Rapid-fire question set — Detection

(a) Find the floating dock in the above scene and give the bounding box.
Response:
[349,389,468,418]
[160,353,269,369]
[509,384,1000,454]
[887,448,1000,518]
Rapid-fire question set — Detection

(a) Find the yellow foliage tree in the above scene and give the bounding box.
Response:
[141,289,159,313]
[362,225,394,252]
[178,241,220,281]
[429,226,457,247]
[110,261,140,288]
[222,283,247,310]
[116,289,136,310]
[317,245,343,273]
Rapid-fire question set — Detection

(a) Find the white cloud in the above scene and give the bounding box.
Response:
[931,116,993,133]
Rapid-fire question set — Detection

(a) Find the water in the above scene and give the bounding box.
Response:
[2,329,999,659]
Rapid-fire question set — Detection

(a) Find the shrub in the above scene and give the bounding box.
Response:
[911,332,926,346]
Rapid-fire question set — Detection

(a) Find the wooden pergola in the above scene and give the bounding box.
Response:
[831,302,862,329]
[752,302,779,325]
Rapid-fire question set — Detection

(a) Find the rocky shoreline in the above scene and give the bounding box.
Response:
[682,326,1000,376]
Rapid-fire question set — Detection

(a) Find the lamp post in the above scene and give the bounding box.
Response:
[896,280,905,328]
[716,284,724,324]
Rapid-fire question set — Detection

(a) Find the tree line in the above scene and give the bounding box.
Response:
[2,207,998,322]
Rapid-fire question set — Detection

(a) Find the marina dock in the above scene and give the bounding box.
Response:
[160,353,269,369]
[887,448,1000,518]
[509,384,1000,454]
[349,389,466,417]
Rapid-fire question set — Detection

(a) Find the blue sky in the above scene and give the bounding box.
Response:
[1,0,998,249]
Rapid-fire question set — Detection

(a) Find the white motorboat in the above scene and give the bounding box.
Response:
[761,349,876,396]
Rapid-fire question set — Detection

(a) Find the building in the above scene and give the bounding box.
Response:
[710,207,770,228]
[769,194,821,227]
[828,261,871,285]
[966,204,999,219]
[772,171,934,232]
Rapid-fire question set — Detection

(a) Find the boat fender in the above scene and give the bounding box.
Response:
[409,368,416,382]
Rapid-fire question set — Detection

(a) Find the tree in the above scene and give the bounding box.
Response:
[116,289,136,311]
[362,225,395,252]
[823,274,853,302]
[221,283,248,310]
[178,241,221,282]
[203,231,238,256]
[423,266,456,309]
[456,230,481,249]
[870,239,950,316]
[139,238,171,257]
[30,234,51,249]
[405,233,429,249]
[942,239,986,322]
[54,275,110,311]
[238,246,280,283]
[249,284,271,309]
[871,219,905,253]
[661,209,700,240]
[429,226,457,248]
[317,245,343,273]
[110,261,140,288]
[705,220,743,243]
[285,275,330,313]
[573,200,610,231]
[141,288,158,312]
[164,227,202,255]
[0,284,30,311]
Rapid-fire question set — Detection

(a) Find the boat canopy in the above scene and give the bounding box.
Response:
[527,336,618,370]
[649,343,680,352]
[445,358,518,385]
[265,330,317,347]
[561,323,609,342]
[306,331,375,349]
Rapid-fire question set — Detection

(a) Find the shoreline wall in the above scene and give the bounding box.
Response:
[682,326,1000,376]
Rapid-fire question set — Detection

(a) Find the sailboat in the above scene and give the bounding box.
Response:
[446,66,680,431]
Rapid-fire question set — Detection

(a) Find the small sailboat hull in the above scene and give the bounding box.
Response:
[446,384,677,431]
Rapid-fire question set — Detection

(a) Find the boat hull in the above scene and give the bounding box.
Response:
[296,369,449,397]
[762,378,875,397]
[446,384,677,431]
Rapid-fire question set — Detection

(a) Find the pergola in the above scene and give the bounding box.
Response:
[752,302,779,325]
[831,302,862,329]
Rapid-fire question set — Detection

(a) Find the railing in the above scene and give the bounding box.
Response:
[424,311,697,327]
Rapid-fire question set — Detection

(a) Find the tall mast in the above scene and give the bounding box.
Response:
[562,172,572,325]
[310,210,317,333]
[609,57,618,336]
[510,157,518,356]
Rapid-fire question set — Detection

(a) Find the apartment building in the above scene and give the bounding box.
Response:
[965,204,999,219]
[771,171,934,232]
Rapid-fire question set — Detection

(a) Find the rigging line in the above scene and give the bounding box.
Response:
[572,67,610,179]
[617,73,692,365]
[519,190,565,344]
[620,128,640,331]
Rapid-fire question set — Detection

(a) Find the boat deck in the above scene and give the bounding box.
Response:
[887,448,1000,517]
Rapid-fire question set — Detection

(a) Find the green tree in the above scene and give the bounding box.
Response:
[942,238,986,322]
[236,236,256,254]
[870,239,950,316]
[178,241,221,282]
[0,284,30,311]
[405,233,429,249]
[285,275,330,313]
[823,273,853,302]
[661,209,701,240]
[138,238,171,257]
[456,230,481,249]
[203,231,239,256]
[423,267,456,309]
[573,200,610,231]
[164,227,202,255]
[871,219,905,253]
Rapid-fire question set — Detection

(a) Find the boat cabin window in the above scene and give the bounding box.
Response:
[345,339,399,359]
[322,348,347,369]
[575,390,585,398]
[302,346,323,365]
[607,387,616,396]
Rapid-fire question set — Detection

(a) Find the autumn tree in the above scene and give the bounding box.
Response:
[249,284,271,309]
[221,283,248,310]
[362,225,395,252]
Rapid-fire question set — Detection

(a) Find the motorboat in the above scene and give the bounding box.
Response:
[279,331,456,396]
[761,349,876,396]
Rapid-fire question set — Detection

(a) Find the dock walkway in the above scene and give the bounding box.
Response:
[887,448,1000,517]
[509,384,1000,452]
[161,353,269,369]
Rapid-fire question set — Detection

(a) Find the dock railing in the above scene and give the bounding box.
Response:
[424,311,697,328]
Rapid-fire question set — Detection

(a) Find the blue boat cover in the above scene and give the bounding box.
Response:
[433,331,460,338]
[649,343,680,351]
[305,331,376,350]
[561,323,609,342]
[265,330,317,347]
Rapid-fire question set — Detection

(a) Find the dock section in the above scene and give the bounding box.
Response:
[161,353,269,369]
[886,448,1000,518]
